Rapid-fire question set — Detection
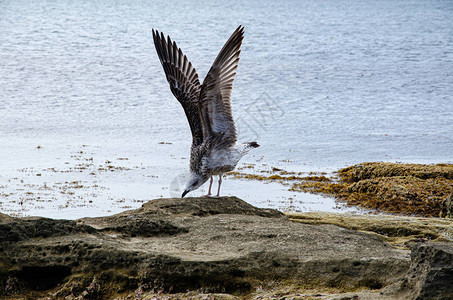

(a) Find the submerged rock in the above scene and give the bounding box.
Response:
[0,197,451,299]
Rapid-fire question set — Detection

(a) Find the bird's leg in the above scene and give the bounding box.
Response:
[216,175,222,197]
[208,176,213,196]
[202,177,213,197]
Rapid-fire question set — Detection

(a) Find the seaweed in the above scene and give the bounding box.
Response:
[229,162,453,218]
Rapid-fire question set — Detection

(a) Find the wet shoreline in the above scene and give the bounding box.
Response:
[1,142,451,219]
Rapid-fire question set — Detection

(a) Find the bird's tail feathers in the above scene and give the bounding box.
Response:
[239,141,260,156]
[246,141,260,149]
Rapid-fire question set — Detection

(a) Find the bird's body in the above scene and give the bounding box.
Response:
[152,26,259,197]
[192,141,258,177]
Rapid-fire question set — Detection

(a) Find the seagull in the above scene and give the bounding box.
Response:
[152,25,259,198]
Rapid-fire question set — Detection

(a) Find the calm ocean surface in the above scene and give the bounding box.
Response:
[1,0,452,218]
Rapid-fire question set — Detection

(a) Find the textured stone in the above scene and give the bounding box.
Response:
[385,242,453,299]
[0,197,412,299]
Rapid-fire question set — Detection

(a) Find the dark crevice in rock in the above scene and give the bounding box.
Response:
[16,265,71,291]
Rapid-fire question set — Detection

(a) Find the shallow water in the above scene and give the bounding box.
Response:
[1,0,452,218]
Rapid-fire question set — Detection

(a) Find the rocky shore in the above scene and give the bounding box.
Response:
[1,196,452,299]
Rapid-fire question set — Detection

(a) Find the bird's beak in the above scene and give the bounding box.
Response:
[181,190,189,198]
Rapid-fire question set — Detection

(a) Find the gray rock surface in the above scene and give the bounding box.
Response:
[385,242,453,300]
[0,197,443,299]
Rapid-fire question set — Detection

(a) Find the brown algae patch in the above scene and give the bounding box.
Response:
[335,163,453,217]
[229,172,330,182]
[339,162,453,182]
[341,176,452,217]
[229,164,330,185]
[229,162,453,217]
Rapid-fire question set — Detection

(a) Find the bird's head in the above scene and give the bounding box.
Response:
[181,172,206,198]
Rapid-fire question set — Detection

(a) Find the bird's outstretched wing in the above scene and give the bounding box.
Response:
[152,29,203,146]
[199,25,244,148]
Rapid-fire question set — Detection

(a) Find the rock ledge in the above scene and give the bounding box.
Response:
[1,197,452,299]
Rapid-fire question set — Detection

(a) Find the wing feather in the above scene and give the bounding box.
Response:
[152,29,204,146]
[199,25,244,147]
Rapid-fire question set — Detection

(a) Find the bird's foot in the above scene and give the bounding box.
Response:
[201,194,212,197]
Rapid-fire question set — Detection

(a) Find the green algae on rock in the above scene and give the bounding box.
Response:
[286,212,453,249]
